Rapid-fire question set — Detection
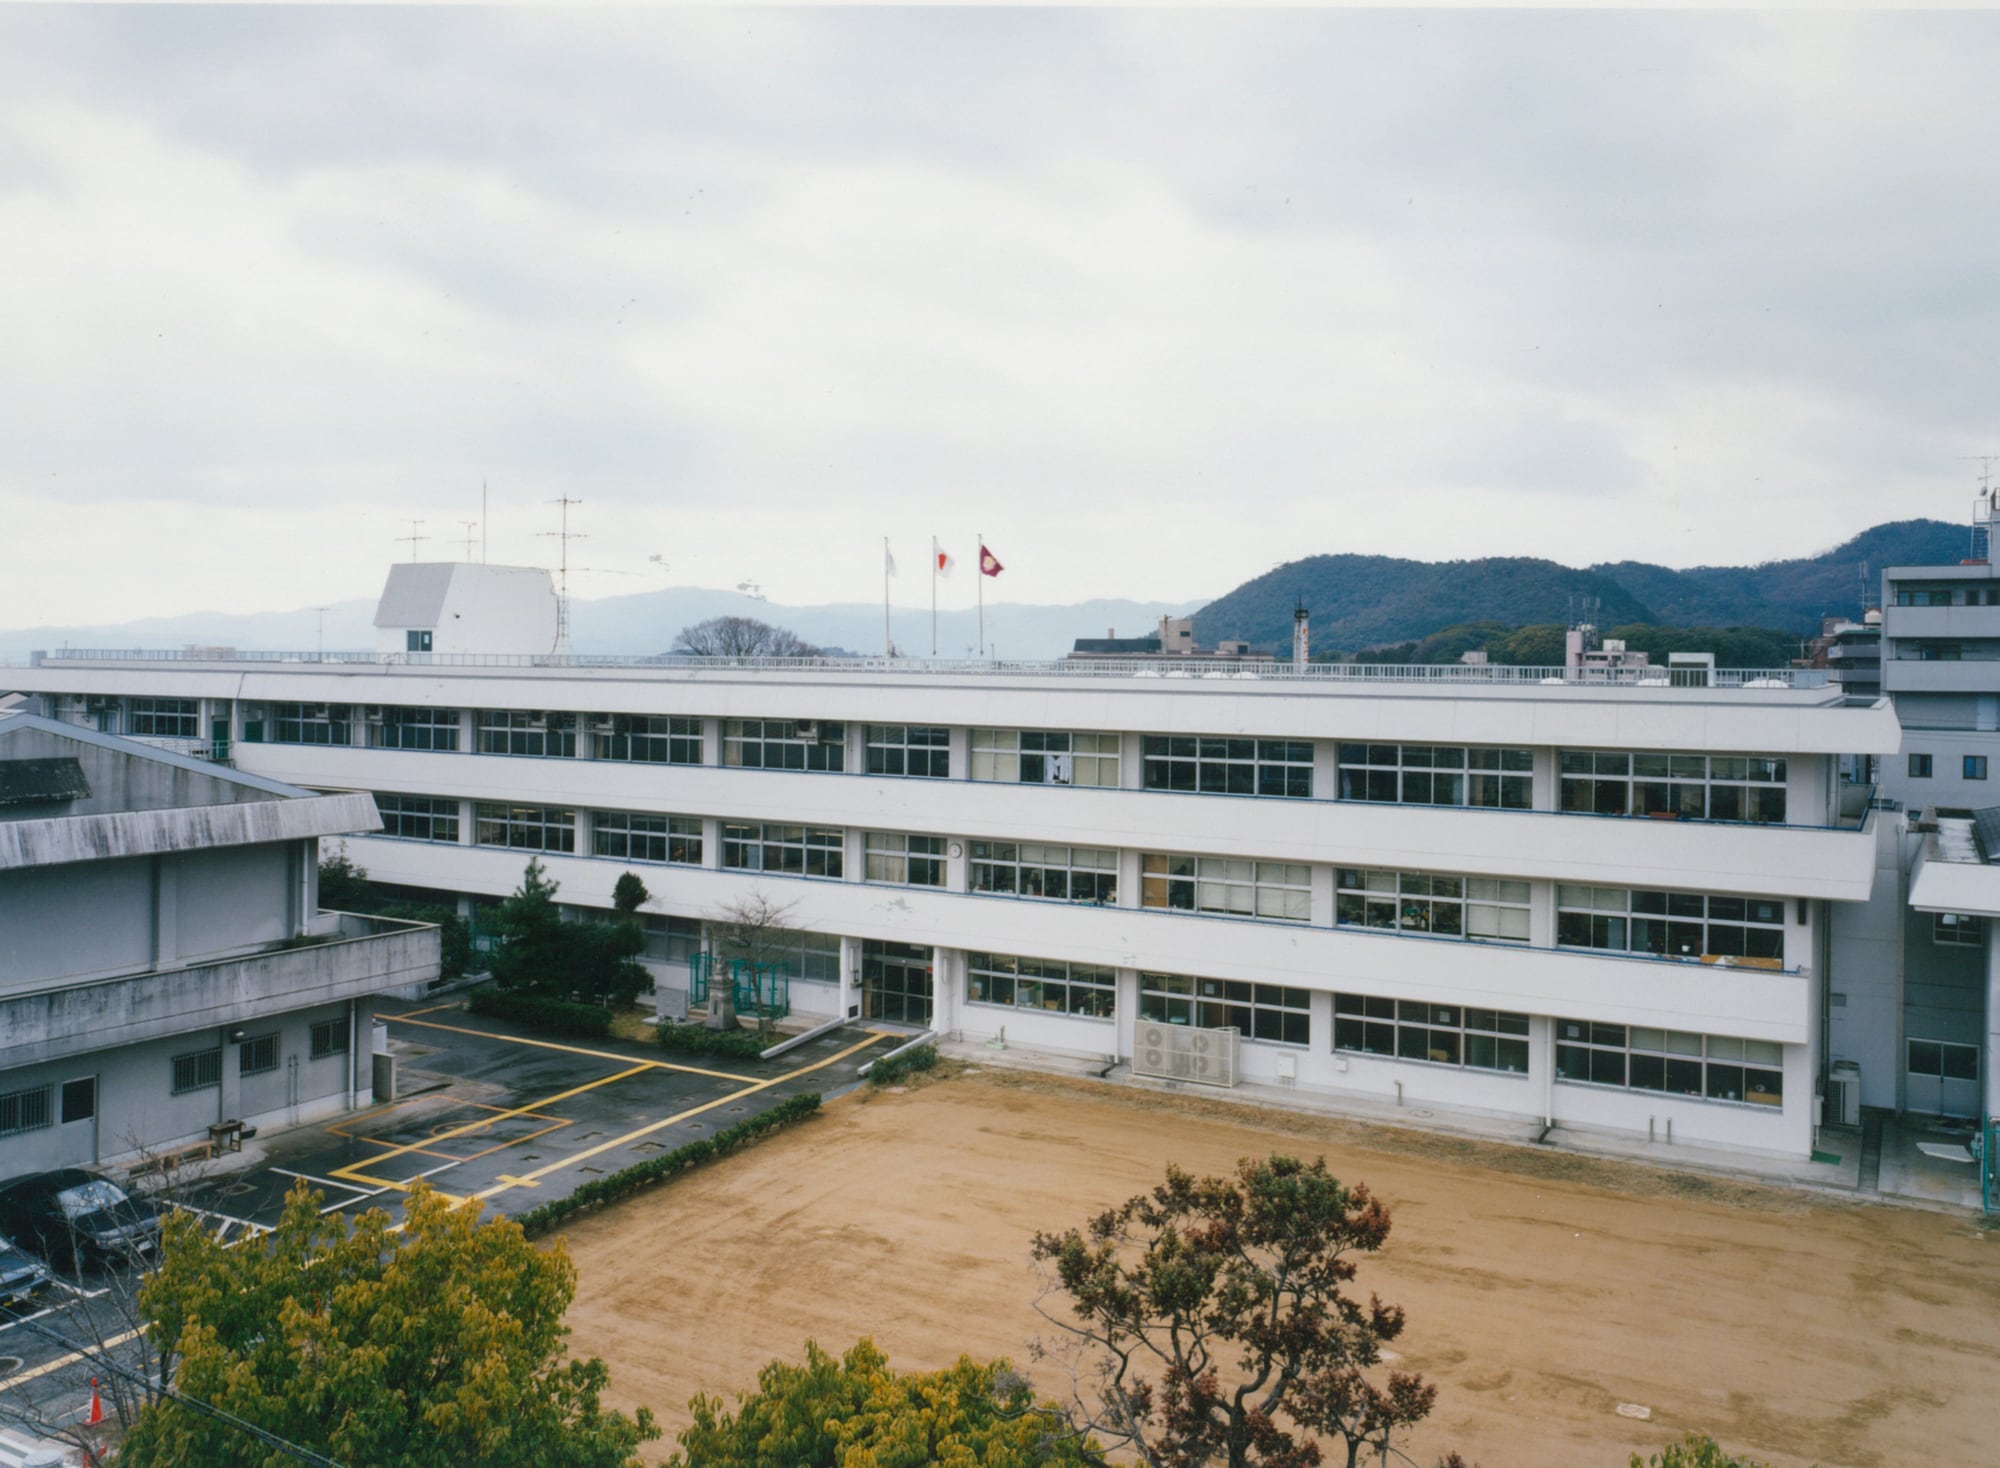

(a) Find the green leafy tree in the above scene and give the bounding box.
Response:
[612,870,651,923]
[316,843,373,911]
[668,1337,1097,1468]
[491,859,647,1004]
[119,1180,657,1468]
[1631,1433,1778,1468]
[1031,1154,1449,1468]
[316,848,472,981]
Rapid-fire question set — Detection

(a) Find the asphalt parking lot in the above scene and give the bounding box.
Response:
[0,1004,897,1446]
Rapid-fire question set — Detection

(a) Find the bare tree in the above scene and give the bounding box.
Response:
[703,890,803,1035]
[671,616,820,658]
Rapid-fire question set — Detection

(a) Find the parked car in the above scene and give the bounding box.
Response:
[0,1232,53,1311]
[0,1170,165,1271]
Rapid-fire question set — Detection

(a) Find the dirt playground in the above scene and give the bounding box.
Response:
[561,1068,1999,1467]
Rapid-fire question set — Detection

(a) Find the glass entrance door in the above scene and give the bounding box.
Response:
[861,940,934,1026]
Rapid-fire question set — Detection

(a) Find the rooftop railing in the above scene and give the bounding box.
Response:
[20,647,1837,690]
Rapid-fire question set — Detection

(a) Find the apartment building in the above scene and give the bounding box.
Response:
[4,564,1903,1166]
[0,712,439,1173]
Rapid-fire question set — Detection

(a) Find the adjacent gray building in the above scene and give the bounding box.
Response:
[0,712,439,1174]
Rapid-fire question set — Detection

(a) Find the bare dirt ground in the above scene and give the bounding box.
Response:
[562,1067,1999,1468]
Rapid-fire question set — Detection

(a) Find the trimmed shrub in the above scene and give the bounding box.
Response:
[515,1092,822,1237]
[467,987,614,1038]
[867,1043,938,1086]
[656,1022,768,1059]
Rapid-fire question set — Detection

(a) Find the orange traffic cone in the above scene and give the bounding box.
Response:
[87,1376,103,1426]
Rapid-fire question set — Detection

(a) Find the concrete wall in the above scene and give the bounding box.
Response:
[1827,817,1908,1110]
[2,723,273,815]
[0,998,371,1175]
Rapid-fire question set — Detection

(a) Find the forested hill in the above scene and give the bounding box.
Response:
[1192,519,1967,654]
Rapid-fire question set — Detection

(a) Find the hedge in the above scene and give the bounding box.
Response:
[514,1092,822,1237]
[867,1044,938,1087]
[655,1021,768,1059]
[466,987,614,1038]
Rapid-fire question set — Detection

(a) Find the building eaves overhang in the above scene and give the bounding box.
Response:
[0,711,311,800]
[0,791,383,871]
[1907,814,2000,916]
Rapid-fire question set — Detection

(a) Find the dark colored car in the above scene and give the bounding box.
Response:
[0,1170,165,1271]
[0,1233,53,1310]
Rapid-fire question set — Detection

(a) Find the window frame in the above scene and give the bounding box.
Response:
[1554,1020,1784,1107]
[1140,736,1313,799]
[128,697,200,738]
[309,1018,350,1061]
[968,841,1118,904]
[720,822,845,879]
[270,702,353,746]
[1335,868,1531,943]
[1555,884,1787,964]
[1336,743,1532,809]
[966,951,1116,1019]
[1558,750,1787,824]
[371,705,461,752]
[1333,994,1532,1073]
[592,810,703,865]
[375,793,461,844]
[863,831,947,887]
[1909,753,1934,779]
[1966,755,1989,781]
[1933,912,1985,948]
[239,1033,280,1077]
[1138,972,1311,1046]
[474,803,577,853]
[721,719,846,772]
[865,725,951,779]
[593,714,702,765]
[969,729,1121,787]
[172,1048,223,1095]
[1141,853,1311,923]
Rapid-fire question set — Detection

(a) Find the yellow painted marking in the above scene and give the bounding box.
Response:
[386,1013,754,1083]
[496,1174,540,1189]
[473,1031,891,1201]
[383,1001,458,1021]
[0,1327,144,1393]
[328,1064,652,1183]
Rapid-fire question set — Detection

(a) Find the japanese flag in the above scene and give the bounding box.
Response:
[934,541,955,578]
[980,543,1004,577]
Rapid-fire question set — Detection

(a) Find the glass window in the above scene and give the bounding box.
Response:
[309,1018,349,1060]
[593,714,702,765]
[966,952,1116,1019]
[128,697,200,738]
[370,706,461,751]
[1555,1020,1783,1106]
[720,823,844,879]
[638,914,703,966]
[1141,853,1310,923]
[865,726,950,778]
[1909,753,1934,779]
[1933,913,1984,948]
[172,1048,222,1094]
[593,811,702,865]
[1337,744,1532,808]
[1333,995,1530,1073]
[476,710,576,758]
[375,793,460,844]
[1559,750,1786,824]
[239,1034,279,1076]
[1141,736,1312,799]
[969,842,1117,904]
[271,703,353,746]
[474,803,577,853]
[864,831,946,886]
[1966,756,1989,781]
[1557,885,1785,963]
[0,1085,53,1137]
[970,729,1121,787]
[406,630,433,653]
[722,719,845,772]
[1139,973,1310,1045]
[1335,868,1530,943]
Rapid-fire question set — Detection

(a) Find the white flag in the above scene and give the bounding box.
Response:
[934,539,955,578]
[884,543,898,577]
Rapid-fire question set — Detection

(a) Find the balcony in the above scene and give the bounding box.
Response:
[1881,658,2000,695]
[0,914,440,1071]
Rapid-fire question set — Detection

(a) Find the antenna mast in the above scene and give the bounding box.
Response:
[395,520,428,561]
[539,496,586,653]
[458,521,479,562]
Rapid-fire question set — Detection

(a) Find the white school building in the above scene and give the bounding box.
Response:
[4,562,1912,1167]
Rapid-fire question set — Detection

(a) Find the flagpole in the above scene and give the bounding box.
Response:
[883,537,892,657]
[930,536,938,657]
[976,531,985,658]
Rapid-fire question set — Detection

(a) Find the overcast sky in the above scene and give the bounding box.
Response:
[4,6,1999,628]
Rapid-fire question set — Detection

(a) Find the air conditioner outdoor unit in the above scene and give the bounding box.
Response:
[592,717,618,734]
[795,721,818,740]
[365,706,387,722]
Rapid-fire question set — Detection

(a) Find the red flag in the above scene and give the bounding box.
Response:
[980,543,1004,577]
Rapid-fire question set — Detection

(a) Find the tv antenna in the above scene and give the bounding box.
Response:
[312,605,332,661]
[1959,454,2000,495]
[538,496,586,652]
[395,520,428,561]
[457,521,479,562]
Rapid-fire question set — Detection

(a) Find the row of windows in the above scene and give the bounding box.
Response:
[1553,1021,1783,1106]
[1140,737,1315,798]
[969,842,1117,903]
[168,1023,347,1097]
[965,951,1117,1018]
[128,697,201,738]
[1333,995,1532,1073]
[1907,753,1989,781]
[1555,886,1786,962]
[1140,854,1313,922]
[1337,744,1533,809]
[1138,972,1313,1045]
[1335,869,1532,942]
[1558,752,1787,824]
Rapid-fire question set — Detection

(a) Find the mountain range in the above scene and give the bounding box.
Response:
[0,518,1973,664]
[1192,519,1969,654]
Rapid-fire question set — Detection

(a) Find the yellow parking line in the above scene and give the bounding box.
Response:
[384,1001,459,1021]
[329,1064,654,1183]
[473,1031,891,1201]
[0,1327,143,1393]
[385,1013,755,1084]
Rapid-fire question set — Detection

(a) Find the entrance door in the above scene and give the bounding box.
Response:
[59,1076,98,1165]
[1906,1039,1980,1117]
[861,940,933,1026]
